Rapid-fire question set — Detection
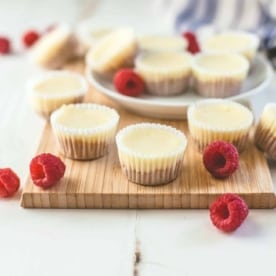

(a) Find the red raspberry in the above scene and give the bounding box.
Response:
[182,31,200,54]
[0,168,20,197]
[30,153,65,189]
[210,193,249,232]
[0,37,11,54]
[113,69,144,97]
[203,141,239,178]
[22,30,40,48]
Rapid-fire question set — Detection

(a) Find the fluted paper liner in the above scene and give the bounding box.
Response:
[187,99,253,152]
[28,71,88,118]
[254,103,276,160]
[135,52,192,96]
[116,123,187,185]
[192,53,249,98]
[51,103,119,160]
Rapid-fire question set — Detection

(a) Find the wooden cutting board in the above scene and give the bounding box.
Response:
[21,60,276,209]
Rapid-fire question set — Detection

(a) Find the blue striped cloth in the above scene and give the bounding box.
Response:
[154,0,276,49]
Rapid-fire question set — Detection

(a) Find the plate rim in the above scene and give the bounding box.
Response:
[86,54,273,108]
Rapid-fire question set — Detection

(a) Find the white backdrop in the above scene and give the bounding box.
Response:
[0,1,275,276]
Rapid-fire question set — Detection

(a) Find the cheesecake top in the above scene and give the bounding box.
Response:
[30,72,87,98]
[204,32,256,52]
[87,28,135,67]
[31,24,71,64]
[196,55,243,72]
[136,52,191,70]
[52,104,118,129]
[138,35,187,51]
[90,28,112,40]
[33,75,83,95]
[193,53,249,74]
[117,123,187,157]
[188,100,253,130]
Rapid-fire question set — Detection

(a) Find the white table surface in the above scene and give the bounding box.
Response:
[0,1,276,276]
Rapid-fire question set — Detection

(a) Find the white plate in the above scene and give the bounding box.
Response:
[86,55,273,119]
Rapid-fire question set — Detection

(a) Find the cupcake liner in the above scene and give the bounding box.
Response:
[191,130,250,152]
[51,103,119,160]
[192,53,249,98]
[255,124,276,160]
[28,71,88,118]
[86,28,137,75]
[254,104,276,160]
[145,77,189,96]
[116,123,187,185]
[188,99,253,153]
[135,52,192,96]
[266,139,276,160]
[121,160,182,185]
[53,130,113,160]
[254,103,276,158]
[193,75,244,98]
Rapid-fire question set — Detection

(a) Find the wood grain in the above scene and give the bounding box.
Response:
[21,60,276,209]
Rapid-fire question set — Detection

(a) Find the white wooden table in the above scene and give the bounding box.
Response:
[0,1,276,275]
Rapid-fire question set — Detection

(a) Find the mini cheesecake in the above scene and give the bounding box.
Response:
[86,27,137,75]
[77,24,113,51]
[116,123,187,185]
[30,24,77,69]
[51,103,119,160]
[188,99,253,152]
[28,71,88,118]
[255,103,276,160]
[138,35,187,52]
[201,31,260,63]
[192,53,249,98]
[135,51,192,96]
